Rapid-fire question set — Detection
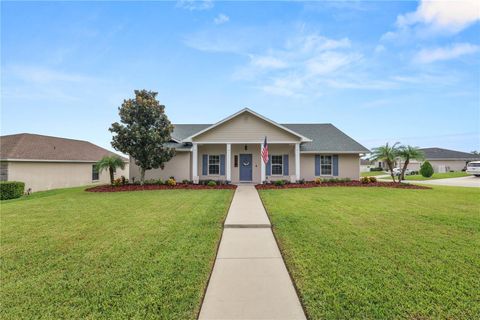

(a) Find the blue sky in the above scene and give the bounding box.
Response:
[2,0,479,153]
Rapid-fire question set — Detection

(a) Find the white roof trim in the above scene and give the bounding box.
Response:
[182,108,312,143]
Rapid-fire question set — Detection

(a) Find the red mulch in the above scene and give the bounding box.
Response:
[255,181,430,190]
[86,183,237,192]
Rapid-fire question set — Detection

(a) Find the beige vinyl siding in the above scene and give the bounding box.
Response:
[6,161,129,192]
[300,153,360,181]
[193,112,301,143]
[129,152,191,182]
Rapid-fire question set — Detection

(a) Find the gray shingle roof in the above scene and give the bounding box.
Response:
[172,124,210,141]
[283,124,369,153]
[170,123,369,153]
[420,148,480,160]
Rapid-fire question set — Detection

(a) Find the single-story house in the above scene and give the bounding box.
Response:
[407,148,480,173]
[0,133,129,192]
[130,108,369,184]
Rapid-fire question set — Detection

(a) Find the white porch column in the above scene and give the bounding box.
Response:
[226,143,231,182]
[295,143,301,182]
[260,143,266,183]
[192,143,199,184]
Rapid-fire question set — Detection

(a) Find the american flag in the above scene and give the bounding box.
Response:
[261,136,269,164]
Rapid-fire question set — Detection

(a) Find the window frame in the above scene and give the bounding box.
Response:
[92,164,99,181]
[320,155,333,176]
[208,154,220,176]
[271,155,283,176]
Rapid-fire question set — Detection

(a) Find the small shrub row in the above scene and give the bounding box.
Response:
[370,167,384,172]
[198,180,230,186]
[0,181,25,200]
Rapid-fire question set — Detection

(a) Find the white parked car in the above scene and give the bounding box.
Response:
[392,168,412,176]
[466,161,480,177]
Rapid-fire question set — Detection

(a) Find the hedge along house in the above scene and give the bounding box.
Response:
[129,108,369,184]
[0,133,129,192]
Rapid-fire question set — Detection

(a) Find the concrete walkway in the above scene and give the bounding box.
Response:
[199,185,306,320]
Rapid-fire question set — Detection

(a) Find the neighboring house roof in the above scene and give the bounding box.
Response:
[170,123,369,153]
[419,148,480,160]
[182,108,313,142]
[0,133,128,162]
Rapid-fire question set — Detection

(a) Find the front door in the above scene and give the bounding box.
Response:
[239,154,253,181]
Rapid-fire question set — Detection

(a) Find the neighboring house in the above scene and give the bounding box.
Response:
[372,147,480,173]
[407,148,480,173]
[130,108,369,183]
[360,159,377,172]
[0,133,129,192]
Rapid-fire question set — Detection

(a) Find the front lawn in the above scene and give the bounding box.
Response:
[403,171,469,180]
[361,171,387,177]
[259,186,480,319]
[1,187,233,319]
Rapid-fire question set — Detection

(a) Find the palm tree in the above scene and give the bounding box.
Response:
[397,145,424,182]
[96,156,125,185]
[370,142,400,182]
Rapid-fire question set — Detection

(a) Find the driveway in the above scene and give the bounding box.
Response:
[409,176,480,188]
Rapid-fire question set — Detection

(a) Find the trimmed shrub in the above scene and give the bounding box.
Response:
[0,181,25,200]
[274,180,285,186]
[207,180,217,187]
[360,176,370,184]
[420,161,434,178]
[314,178,322,184]
[182,179,190,184]
[368,176,377,183]
[166,178,176,186]
[370,167,383,172]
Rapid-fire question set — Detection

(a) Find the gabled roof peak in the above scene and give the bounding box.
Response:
[182,108,312,142]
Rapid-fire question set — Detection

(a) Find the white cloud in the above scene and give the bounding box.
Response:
[176,0,213,11]
[7,65,91,84]
[397,0,480,33]
[214,13,229,25]
[374,44,386,54]
[249,55,287,69]
[382,0,480,43]
[414,43,480,63]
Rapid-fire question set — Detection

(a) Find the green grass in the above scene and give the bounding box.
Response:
[1,187,233,319]
[259,186,480,319]
[361,171,387,177]
[403,171,469,180]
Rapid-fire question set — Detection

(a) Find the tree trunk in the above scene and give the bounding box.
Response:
[387,160,396,183]
[140,168,145,185]
[399,158,410,182]
[109,167,114,185]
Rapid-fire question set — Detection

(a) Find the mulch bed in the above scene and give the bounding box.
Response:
[86,184,237,192]
[255,181,431,190]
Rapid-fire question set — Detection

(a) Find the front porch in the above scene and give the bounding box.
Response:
[192,143,301,184]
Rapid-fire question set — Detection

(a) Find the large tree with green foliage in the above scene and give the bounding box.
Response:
[371,142,400,182]
[397,145,424,182]
[109,90,175,184]
[96,155,125,185]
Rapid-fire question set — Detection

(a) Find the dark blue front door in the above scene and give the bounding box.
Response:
[239,154,253,181]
